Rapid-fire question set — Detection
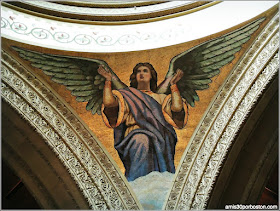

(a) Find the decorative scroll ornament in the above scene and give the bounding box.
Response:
[1,50,142,210]
[1,2,277,53]
[2,12,278,211]
[165,13,279,210]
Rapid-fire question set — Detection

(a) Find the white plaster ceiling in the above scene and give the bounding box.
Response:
[1,1,278,52]
[21,1,194,16]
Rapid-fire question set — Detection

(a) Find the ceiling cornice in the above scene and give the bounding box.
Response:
[2,1,217,25]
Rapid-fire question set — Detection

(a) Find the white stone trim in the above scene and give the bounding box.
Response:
[23,1,192,16]
[164,13,279,210]
[1,51,143,210]
[1,2,277,52]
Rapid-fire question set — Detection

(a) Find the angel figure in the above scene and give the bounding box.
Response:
[98,63,187,181]
[12,17,264,182]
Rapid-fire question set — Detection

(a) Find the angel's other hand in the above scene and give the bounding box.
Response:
[98,65,112,81]
[170,69,184,85]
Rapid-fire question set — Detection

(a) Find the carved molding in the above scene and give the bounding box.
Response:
[165,13,279,210]
[2,99,90,209]
[1,51,142,210]
[1,11,279,211]
[1,2,276,52]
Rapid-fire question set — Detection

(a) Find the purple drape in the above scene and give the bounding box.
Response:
[114,87,177,181]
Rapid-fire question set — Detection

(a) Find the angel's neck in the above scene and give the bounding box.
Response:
[137,82,151,91]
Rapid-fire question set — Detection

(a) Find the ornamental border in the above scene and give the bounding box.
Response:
[1,50,142,210]
[1,16,156,46]
[165,13,279,210]
[194,51,278,209]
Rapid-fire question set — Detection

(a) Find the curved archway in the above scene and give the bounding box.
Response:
[207,75,278,208]
[165,12,279,210]
[1,49,142,210]
[2,100,90,209]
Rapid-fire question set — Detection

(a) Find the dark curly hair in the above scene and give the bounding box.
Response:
[129,63,158,92]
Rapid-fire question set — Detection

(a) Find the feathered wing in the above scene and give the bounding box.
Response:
[157,17,265,107]
[12,46,127,115]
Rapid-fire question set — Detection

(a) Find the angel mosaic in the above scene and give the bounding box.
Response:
[13,17,264,182]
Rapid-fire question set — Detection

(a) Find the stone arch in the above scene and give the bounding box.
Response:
[2,100,89,209]
[165,13,279,210]
[1,50,142,209]
[206,75,278,208]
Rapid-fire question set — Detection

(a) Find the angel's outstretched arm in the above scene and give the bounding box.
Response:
[98,65,119,126]
[170,69,184,112]
[170,69,185,128]
[98,65,118,107]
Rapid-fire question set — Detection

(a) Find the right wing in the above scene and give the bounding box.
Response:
[157,17,265,107]
[12,46,127,115]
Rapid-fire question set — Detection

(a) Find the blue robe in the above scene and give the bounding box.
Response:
[114,88,177,181]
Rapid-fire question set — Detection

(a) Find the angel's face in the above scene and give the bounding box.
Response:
[136,66,152,83]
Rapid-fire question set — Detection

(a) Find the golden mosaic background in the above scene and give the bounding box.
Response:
[2,7,275,174]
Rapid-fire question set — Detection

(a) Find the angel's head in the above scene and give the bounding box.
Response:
[130,63,157,92]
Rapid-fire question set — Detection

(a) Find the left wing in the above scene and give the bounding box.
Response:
[12,46,127,115]
[157,17,265,107]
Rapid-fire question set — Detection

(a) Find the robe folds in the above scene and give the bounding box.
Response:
[101,87,188,181]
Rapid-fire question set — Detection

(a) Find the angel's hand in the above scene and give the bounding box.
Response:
[170,69,184,85]
[98,65,112,81]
